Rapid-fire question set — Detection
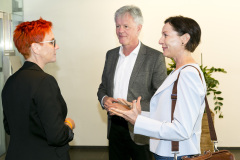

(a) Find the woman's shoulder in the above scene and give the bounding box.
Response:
[179,64,206,90]
[180,64,202,75]
[178,64,204,84]
[30,69,55,83]
[40,73,57,84]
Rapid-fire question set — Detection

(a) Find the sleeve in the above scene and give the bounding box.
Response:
[97,51,110,108]
[2,86,10,135]
[134,68,204,141]
[100,95,107,109]
[34,75,73,146]
[141,52,167,111]
[3,111,10,135]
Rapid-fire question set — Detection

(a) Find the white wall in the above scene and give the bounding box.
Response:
[23,0,240,147]
[0,0,11,13]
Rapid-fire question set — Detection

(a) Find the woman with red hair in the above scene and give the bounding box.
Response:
[2,18,75,160]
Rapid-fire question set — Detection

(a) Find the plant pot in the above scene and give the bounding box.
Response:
[200,110,214,154]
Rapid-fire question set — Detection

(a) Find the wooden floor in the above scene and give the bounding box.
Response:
[1,147,239,160]
[69,147,240,160]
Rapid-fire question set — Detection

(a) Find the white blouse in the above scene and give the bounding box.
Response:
[134,64,206,157]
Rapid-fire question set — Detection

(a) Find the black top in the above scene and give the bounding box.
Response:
[2,61,73,160]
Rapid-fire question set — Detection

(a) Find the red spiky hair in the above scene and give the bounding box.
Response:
[13,17,52,59]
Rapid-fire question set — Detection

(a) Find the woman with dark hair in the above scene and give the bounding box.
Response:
[110,16,206,160]
[2,18,75,160]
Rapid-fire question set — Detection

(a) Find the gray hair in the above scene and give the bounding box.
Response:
[114,5,143,25]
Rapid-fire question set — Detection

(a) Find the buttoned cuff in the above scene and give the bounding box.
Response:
[101,95,108,109]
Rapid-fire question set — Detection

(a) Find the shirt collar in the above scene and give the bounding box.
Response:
[119,41,141,57]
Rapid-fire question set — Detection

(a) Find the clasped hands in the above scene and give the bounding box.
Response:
[103,96,142,125]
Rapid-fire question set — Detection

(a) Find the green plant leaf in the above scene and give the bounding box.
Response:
[215,91,222,94]
[214,106,220,110]
[217,97,223,100]
[219,114,223,118]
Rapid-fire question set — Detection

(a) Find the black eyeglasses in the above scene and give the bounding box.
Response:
[38,39,56,47]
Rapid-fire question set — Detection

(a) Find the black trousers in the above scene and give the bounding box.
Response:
[109,116,153,160]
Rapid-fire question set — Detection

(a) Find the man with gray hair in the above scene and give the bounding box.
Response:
[97,5,167,160]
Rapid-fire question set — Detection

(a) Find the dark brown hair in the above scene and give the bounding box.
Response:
[165,16,201,52]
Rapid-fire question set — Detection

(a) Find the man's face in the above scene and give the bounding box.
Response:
[115,13,142,47]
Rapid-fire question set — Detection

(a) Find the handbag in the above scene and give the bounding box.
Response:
[171,65,235,160]
[182,150,235,160]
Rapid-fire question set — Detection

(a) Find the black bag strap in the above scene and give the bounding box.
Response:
[171,65,217,152]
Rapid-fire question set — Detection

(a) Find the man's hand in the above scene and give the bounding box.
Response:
[117,98,132,108]
[110,97,142,125]
[103,96,118,111]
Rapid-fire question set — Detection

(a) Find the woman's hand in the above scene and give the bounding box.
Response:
[117,98,132,108]
[65,118,75,130]
[107,98,132,116]
[110,96,142,125]
[108,103,130,116]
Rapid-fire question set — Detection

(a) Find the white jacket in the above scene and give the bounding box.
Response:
[134,64,206,157]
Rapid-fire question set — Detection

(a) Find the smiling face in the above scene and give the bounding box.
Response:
[39,30,59,64]
[115,13,142,48]
[159,23,184,59]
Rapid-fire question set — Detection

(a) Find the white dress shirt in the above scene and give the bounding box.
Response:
[113,42,141,99]
[134,64,206,157]
[100,42,141,106]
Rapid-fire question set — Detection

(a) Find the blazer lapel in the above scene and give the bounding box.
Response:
[152,69,180,98]
[129,44,146,87]
[109,50,119,97]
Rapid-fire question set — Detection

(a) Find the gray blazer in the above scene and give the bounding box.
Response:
[97,43,167,144]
